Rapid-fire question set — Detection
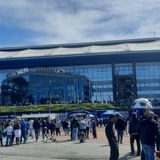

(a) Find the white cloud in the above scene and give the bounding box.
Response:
[0,0,160,45]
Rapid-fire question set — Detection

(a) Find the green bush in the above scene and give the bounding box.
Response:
[0,103,130,113]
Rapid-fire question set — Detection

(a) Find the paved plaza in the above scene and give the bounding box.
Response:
[0,128,139,160]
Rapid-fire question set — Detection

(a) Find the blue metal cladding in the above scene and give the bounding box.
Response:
[1,51,160,69]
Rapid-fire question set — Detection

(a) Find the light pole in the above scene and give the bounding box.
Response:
[14,106,16,119]
[49,80,52,118]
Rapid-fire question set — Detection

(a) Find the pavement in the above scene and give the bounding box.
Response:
[0,128,140,160]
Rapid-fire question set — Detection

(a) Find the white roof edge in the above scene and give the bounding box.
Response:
[0,40,160,59]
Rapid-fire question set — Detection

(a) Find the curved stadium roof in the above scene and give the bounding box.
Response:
[0,37,160,60]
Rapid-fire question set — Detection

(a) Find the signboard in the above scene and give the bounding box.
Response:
[6,67,64,79]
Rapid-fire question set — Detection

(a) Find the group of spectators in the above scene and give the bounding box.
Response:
[0,116,98,147]
[105,108,160,160]
[2,110,160,160]
[129,109,160,160]
[70,116,97,141]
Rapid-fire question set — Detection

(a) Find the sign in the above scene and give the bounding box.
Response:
[6,68,29,79]
[6,67,64,79]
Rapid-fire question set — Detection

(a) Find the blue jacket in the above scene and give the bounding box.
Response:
[20,121,28,132]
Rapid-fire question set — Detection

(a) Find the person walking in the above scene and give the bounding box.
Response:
[55,119,61,136]
[41,119,49,142]
[5,122,13,146]
[62,119,69,136]
[85,117,91,139]
[138,111,160,160]
[50,119,56,142]
[28,119,34,139]
[115,115,126,144]
[91,118,97,139]
[33,118,41,142]
[79,118,87,143]
[71,117,79,141]
[105,114,119,160]
[14,121,21,145]
[139,108,150,160]
[20,119,28,144]
[129,112,141,156]
[0,123,4,146]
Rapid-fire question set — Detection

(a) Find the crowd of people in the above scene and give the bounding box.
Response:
[0,116,99,147]
[1,109,160,160]
[105,108,160,160]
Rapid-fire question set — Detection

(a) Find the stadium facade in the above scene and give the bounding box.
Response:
[1,37,160,106]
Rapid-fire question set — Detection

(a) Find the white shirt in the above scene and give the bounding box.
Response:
[29,120,34,129]
[5,126,13,136]
[85,118,91,128]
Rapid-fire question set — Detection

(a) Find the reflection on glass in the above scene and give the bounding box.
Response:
[136,62,160,100]
[1,73,90,105]
[56,64,113,102]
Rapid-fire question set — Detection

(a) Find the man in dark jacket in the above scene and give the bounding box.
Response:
[33,118,40,141]
[129,112,141,156]
[138,111,160,160]
[71,117,79,140]
[91,118,97,139]
[115,115,126,144]
[105,114,119,160]
[139,108,150,160]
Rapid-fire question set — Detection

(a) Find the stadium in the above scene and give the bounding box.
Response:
[1,37,160,106]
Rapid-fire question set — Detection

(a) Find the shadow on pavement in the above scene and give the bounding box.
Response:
[119,152,140,160]
[53,139,71,143]
[101,144,109,147]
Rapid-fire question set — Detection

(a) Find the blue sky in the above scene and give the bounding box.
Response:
[0,0,160,47]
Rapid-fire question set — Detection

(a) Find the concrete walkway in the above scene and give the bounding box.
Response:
[0,128,140,160]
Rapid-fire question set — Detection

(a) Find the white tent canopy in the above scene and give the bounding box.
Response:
[17,113,56,119]
[132,98,152,109]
